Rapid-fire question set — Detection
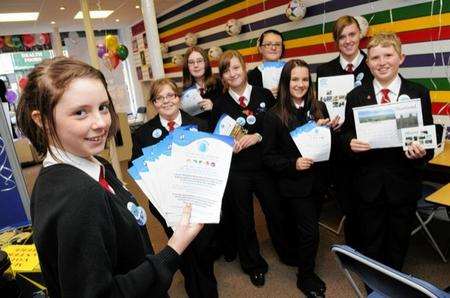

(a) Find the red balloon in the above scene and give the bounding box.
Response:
[19,77,28,89]
[109,53,120,69]
[22,34,36,48]
[39,33,50,46]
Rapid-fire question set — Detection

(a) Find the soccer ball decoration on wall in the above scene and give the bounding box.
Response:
[208,46,223,61]
[172,54,184,66]
[354,15,369,38]
[225,19,242,36]
[285,0,307,21]
[185,32,198,46]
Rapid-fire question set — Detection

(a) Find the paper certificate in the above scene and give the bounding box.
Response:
[169,130,233,224]
[181,87,203,116]
[317,74,354,123]
[401,125,437,150]
[214,114,246,140]
[259,61,286,90]
[290,121,331,162]
[353,99,423,149]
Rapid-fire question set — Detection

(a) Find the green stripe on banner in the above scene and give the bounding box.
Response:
[409,78,450,91]
[159,0,243,33]
[208,1,450,53]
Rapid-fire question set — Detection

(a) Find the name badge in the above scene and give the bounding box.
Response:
[398,94,411,102]
[152,128,162,138]
[127,202,147,226]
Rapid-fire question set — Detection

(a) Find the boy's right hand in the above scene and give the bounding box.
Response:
[350,139,371,152]
[167,204,203,255]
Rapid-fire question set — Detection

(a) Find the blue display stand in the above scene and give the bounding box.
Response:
[0,107,30,231]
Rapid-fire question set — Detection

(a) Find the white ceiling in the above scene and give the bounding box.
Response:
[0,0,180,35]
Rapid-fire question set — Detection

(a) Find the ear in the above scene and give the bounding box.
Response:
[399,53,406,66]
[31,110,43,128]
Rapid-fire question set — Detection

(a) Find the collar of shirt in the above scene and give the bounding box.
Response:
[228,83,252,107]
[195,82,205,90]
[373,75,401,104]
[43,146,102,182]
[294,100,305,109]
[159,111,182,131]
[339,51,363,71]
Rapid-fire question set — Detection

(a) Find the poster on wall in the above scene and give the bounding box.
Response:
[131,21,152,81]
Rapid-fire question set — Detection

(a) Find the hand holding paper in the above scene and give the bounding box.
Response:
[168,204,204,255]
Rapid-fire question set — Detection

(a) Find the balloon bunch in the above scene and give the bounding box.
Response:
[97,35,129,70]
[0,33,50,51]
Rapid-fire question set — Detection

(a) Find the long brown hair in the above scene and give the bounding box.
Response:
[218,50,247,92]
[182,46,218,91]
[17,57,118,157]
[273,59,323,127]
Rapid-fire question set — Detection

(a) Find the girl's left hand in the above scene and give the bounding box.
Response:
[234,134,260,153]
[317,118,330,126]
[405,141,426,159]
[328,115,342,130]
[198,99,213,111]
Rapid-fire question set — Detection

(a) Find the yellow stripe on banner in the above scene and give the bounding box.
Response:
[160,0,264,39]
[431,91,450,103]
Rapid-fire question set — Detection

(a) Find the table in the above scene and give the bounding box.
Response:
[426,183,450,207]
[423,140,450,184]
[430,140,450,167]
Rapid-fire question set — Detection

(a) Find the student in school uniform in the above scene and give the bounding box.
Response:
[16,57,203,298]
[211,50,289,287]
[247,29,285,97]
[263,59,339,297]
[131,78,218,298]
[182,46,223,126]
[315,15,374,249]
[340,32,434,272]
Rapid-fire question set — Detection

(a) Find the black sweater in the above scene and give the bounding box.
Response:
[247,67,263,88]
[31,161,181,298]
[211,86,276,171]
[262,102,329,198]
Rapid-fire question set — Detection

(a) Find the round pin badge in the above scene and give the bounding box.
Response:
[136,206,147,226]
[236,117,246,126]
[356,72,364,81]
[398,94,411,102]
[354,80,362,88]
[152,128,162,139]
[127,202,139,218]
[260,102,266,108]
[246,115,256,125]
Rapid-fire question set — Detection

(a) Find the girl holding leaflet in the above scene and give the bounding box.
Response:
[17,57,203,298]
[262,59,335,297]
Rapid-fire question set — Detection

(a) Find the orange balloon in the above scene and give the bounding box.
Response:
[109,52,120,69]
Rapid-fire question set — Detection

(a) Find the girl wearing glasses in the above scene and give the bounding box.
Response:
[248,29,285,97]
[17,57,204,297]
[211,50,290,288]
[262,60,331,297]
[131,78,218,298]
[182,46,222,126]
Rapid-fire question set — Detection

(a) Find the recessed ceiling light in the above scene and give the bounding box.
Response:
[51,21,56,24]
[0,12,39,22]
[59,6,66,11]
[115,19,119,22]
[73,10,114,19]
[135,5,140,9]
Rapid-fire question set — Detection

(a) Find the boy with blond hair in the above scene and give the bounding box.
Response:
[341,31,434,271]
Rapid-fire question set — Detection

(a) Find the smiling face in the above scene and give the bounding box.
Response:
[337,23,361,61]
[289,66,310,104]
[153,84,181,120]
[259,32,283,62]
[52,78,111,159]
[187,50,206,81]
[222,56,246,90]
[367,44,405,87]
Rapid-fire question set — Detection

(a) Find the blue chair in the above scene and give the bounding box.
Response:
[331,244,450,298]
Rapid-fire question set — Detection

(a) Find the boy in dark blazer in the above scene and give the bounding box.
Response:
[341,32,434,271]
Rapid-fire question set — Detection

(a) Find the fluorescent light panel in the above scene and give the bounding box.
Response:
[74,10,114,19]
[0,12,39,22]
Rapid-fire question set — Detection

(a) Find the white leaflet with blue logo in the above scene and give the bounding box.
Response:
[181,87,203,116]
[317,74,354,124]
[258,60,286,90]
[214,113,238,136]
[290,121,331,162]
[168,129,234,225]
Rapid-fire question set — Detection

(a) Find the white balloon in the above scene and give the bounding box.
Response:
[354,15,369,38]
[225,19,242,36]
[285,0,307,22]
[172,54,184,66]
[185,32,198,47]
[208,46,223,61]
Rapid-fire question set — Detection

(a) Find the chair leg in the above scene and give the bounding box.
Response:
[414,212,447,262]
[411,211,435,235]
[319,215,346,235]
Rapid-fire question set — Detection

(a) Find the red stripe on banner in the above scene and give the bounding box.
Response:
[432,102,450,115]
[160,0,289,43]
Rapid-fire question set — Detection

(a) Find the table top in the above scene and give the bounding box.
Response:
[426,183,450,207]
[429,140,450,167]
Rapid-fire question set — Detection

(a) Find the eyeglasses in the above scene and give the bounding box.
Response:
[260,42,282,49]
[154,92,177,103]
[187,58,205,65]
